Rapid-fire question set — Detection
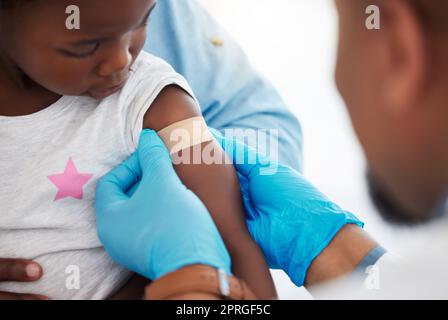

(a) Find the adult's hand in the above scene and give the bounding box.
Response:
[212,129,364,287]
[0,259,47,300]
[95,130,231,281]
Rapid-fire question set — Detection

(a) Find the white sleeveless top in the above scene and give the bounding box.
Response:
[0,52,194,299]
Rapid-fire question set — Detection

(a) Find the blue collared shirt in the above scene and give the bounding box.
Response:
[144,0,303,171]
[436,195,448,218]
[444,197,448,216]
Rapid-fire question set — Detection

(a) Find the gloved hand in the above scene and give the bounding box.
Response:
[95,130,231,281]
[212,129,363,287]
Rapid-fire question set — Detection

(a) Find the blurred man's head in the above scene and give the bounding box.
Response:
[335,0,448,224]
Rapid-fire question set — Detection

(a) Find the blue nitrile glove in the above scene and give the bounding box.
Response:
[95,130,231,281]
[211,129,363,287]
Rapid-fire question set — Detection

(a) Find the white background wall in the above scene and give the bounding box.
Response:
[199,0,417,299]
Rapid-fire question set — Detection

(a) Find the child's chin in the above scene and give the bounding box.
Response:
[89,85,123,99]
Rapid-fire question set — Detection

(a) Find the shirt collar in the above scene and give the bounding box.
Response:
[433,192,448,218]
[443,196,448,216]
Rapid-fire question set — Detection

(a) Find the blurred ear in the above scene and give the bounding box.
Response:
[379,0,427,115]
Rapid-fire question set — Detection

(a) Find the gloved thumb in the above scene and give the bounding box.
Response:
[137,129,177,180]
[95,152,141,210]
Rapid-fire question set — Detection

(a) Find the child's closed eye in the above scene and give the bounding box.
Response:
[57,43,100,59]
[56,16,149,60]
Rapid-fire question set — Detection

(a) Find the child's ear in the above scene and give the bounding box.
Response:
[143,85,201,131]
[378,0,428,116]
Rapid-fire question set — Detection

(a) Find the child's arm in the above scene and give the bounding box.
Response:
[142,86,277,299]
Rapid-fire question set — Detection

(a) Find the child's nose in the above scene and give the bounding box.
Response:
[97,45,132,78]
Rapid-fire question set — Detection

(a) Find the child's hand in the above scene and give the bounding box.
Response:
[95,130,231,281]
[212,129,364,287]
[0,259,48,300]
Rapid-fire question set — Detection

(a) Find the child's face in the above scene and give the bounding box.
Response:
[0,0,156,99]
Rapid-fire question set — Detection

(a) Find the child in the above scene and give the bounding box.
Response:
[0,0,276,299]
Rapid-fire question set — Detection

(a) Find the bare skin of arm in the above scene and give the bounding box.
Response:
[112,87,378,300]
[141,86,277,299]
[0,226,373,300]
[305,225,378,286]
[144,226,379,300]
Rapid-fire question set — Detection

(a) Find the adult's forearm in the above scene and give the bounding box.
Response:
[143,227,379,299]
[305,225,379,287]
[144,264,257,300]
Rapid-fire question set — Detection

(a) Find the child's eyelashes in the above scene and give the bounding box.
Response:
[58,43,100,59]
[140,3,155,28]
[56,8,152,60]
[140,17,150,28]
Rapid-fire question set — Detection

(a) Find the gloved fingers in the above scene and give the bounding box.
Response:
[210,128,271,180]
[95,152,141,205]
[150,222,233,279]
[238,173,258,221]
[126,180,141,197]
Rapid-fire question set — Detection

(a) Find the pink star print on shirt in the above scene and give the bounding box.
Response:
[48,158,93,201]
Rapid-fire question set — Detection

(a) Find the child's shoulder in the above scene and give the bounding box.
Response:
[132,51,169,71]
[118,51,188,105]
[127,52,178,85]
[114,52,195,149]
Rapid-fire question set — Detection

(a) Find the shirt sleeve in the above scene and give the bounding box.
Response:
[144,0,304,172]
[120,53,198,153]
[354,246,388,274]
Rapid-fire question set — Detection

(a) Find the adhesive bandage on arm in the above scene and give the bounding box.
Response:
[157,116,214,156]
